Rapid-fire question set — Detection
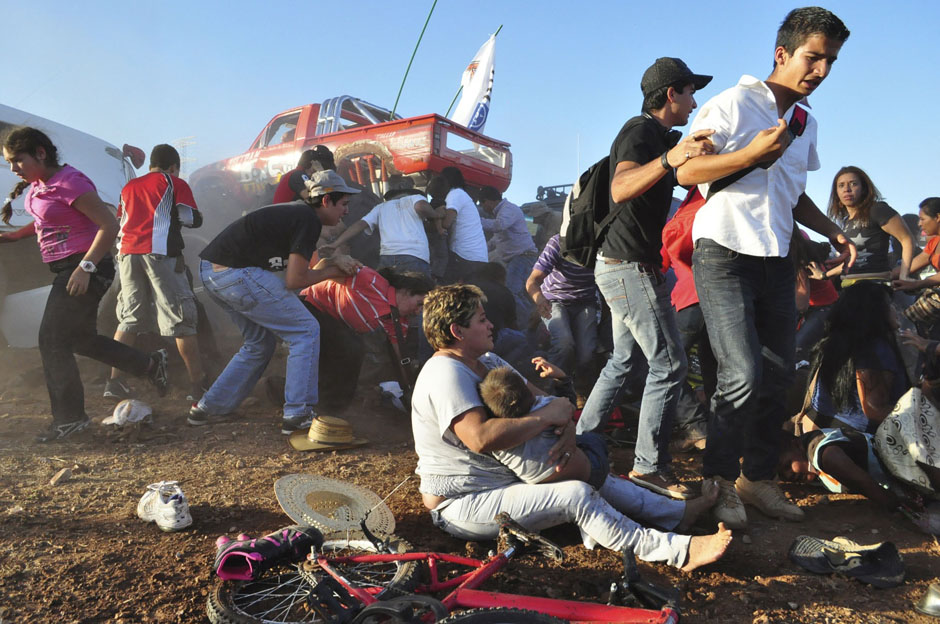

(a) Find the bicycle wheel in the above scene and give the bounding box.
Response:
[207,562,325,624]
[298,534,420,599]
[438,608,568,623]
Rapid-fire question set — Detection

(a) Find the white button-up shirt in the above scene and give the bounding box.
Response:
[690,75,820,257]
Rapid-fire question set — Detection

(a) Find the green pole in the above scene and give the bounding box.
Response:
[391,0,438,120]
[444,26,502,119]
[444,86,463,118]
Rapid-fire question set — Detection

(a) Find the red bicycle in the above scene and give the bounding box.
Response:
[207,513,681,624]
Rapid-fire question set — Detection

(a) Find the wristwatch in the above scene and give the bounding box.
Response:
[79,260,97,273]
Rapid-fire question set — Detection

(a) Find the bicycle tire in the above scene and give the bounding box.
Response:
[438,608,568,623]
[298,535,420,599]
[207,562,327,624]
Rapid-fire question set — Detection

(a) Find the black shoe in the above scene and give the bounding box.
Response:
[103,377,132,400]
[188,403,209,427]
[35,416,91,443]
[148,349,169,397]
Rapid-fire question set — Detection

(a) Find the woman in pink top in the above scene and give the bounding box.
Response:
[1,127,168,442]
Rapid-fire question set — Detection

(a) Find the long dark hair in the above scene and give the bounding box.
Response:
[827,165,882,227]
[811,281,907,410]
[2,127,60,224]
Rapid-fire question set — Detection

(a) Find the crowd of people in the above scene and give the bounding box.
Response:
[3,5,939,574]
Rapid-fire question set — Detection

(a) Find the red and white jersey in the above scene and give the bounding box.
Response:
[301,267,408,343]
[117,172,198,256]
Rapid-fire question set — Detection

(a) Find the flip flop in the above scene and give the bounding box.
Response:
[788,535,905,588]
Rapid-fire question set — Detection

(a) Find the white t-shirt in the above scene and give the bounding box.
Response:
[361,195,430,262]
[690,75,820,257]
[446,188,488,262]
[411,352,519,497]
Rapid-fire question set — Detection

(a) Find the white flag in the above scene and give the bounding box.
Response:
[451,34,495,132]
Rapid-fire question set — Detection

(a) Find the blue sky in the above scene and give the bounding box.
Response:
[6,1,937,225]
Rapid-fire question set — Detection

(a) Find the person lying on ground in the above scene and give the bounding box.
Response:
[779,420,940,534]
[412,283,732,571]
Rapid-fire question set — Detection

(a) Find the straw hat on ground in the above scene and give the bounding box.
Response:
[288,415,367,452]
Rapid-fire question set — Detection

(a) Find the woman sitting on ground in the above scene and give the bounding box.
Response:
[799,282,909,435]
[893,197,940,301]
[411,283,732,572]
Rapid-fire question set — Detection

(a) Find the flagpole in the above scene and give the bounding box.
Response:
[445,25,503,119]
[391,0,438,120]
[444,86,463,118]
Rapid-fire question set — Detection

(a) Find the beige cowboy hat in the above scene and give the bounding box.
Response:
[289,415,368,452]
[273,474,396,535]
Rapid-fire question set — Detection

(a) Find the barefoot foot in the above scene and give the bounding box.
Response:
[681,522,733,572]
[677,478,720,532]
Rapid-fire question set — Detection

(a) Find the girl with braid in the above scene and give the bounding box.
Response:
[2,127,169,442]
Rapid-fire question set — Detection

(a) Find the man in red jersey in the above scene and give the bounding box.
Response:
[105,144,206,401]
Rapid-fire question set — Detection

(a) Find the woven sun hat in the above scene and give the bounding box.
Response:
[289,415,368,452]
[274,474,396,535]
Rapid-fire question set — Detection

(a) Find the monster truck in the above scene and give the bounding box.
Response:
[187,95,513,259]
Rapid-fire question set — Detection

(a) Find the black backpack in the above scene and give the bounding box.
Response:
[559,156,612,269]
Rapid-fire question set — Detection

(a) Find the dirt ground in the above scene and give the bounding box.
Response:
[0,343,938,624]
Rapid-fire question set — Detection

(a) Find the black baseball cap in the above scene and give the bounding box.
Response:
[640,58,712,97]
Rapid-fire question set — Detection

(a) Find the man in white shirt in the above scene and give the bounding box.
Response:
[479,186,538,323]
[676,7,855,529]
[321,177,442,278]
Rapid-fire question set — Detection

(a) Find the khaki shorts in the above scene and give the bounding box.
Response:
[116,254,197,337]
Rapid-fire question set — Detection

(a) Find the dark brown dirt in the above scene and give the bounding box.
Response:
[0,345,937,624]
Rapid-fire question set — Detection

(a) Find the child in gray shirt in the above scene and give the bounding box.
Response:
[479,363,608,488]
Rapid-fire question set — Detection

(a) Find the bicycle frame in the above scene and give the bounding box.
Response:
[314,544,680,624]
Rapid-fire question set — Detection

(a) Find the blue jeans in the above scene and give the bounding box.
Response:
[577,259,687,475]
[377,254,432,279]
[543,300,598,373]
[505,251,538,326]
[198,260,319,418]
[692,239,796,481]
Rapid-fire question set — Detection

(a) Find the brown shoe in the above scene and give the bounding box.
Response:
[628,470,694,500]
[711,476,748,529]
[735,475,805,522]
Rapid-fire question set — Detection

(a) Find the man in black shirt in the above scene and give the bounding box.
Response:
[191,170,362,434]
[577,58,714,500]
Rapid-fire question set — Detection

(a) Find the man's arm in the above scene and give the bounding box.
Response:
[793,193,857,269]
[285,252,362,290]
[413,199,443,220]
[817,445,899,509]
[525,268,552,319]
[319,220,369,256]
[610,129,715,203]
[675,119,790,186]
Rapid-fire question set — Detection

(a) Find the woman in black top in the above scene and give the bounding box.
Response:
[825,166,914,280]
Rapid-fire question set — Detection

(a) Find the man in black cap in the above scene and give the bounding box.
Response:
[576,57,714,501]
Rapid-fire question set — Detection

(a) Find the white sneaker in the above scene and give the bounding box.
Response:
[137,481,192,532]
